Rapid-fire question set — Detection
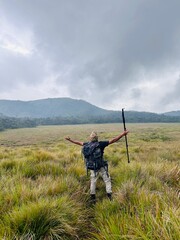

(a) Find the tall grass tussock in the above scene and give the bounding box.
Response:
[0,123,179,239]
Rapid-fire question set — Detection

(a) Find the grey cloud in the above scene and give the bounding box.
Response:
[0,48,48,92]
[131,88,142,99]
[161,77,180,105]
[0,0,180,111]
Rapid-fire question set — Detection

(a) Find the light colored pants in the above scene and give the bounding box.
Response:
[90,167,112,195]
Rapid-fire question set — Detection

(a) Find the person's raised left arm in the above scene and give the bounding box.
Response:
[108,130,129,145]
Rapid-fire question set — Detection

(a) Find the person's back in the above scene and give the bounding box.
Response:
[82,140,108,174]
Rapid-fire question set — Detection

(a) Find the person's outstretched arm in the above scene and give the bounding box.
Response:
[65,137,84,146]
[109,130,129,145]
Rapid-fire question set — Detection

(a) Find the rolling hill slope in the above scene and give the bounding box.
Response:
[0,98,111,118]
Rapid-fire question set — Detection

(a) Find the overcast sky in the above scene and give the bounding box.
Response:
[0,0,180,113]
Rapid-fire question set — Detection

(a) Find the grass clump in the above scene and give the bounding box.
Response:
[0,159,17,171]
[0,196,88,240]
[92,187,180,240]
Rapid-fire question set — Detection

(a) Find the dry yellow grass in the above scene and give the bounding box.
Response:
[0,123,179,239]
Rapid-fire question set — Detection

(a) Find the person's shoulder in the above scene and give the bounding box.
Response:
[99,141,109,147]
[99,141,109,144]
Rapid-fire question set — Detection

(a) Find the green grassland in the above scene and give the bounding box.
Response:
[0,123,179,239]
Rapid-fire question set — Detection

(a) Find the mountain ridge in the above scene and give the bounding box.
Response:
[0,98,179,121]
[0,98,111,118]
[163,110,180,117]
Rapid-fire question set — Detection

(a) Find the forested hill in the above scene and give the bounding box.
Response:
[163,111,180,117]
[0,98,180,118]
[0,98,179,131]
[0,98,110,118]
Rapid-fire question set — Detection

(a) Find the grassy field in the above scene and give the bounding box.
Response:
[0,123,179,239]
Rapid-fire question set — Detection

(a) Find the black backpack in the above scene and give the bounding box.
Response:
[82,142,108,174]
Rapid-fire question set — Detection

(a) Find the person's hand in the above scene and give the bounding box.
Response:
[65,136,71,141]
[124,130,129,135]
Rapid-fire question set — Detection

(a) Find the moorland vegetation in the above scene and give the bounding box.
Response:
[0,123,179,239]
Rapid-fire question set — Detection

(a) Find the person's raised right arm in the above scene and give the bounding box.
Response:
[65,136,84,146]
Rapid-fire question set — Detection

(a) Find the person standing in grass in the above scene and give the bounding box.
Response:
[65,130,129,203]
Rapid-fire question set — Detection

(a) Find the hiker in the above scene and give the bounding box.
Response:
[65,130,129,202]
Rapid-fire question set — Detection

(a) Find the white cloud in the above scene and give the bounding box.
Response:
[0,15,34,56]
[1,42,32,55]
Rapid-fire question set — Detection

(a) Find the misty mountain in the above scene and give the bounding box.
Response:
[0,98,179,124]
[163,111,180,117]
[0,98,111,118]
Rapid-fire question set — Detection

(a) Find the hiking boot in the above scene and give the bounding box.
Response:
[90,194,96,205]
[107,193,112,201]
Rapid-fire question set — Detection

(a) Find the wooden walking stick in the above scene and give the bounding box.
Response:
[122,108,130,163]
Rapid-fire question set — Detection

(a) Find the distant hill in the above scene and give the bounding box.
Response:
[0,98,111,118]
[163,111,180,117]
[0,98,179,130]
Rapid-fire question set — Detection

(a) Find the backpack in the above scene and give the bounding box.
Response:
[82,142,108,174]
